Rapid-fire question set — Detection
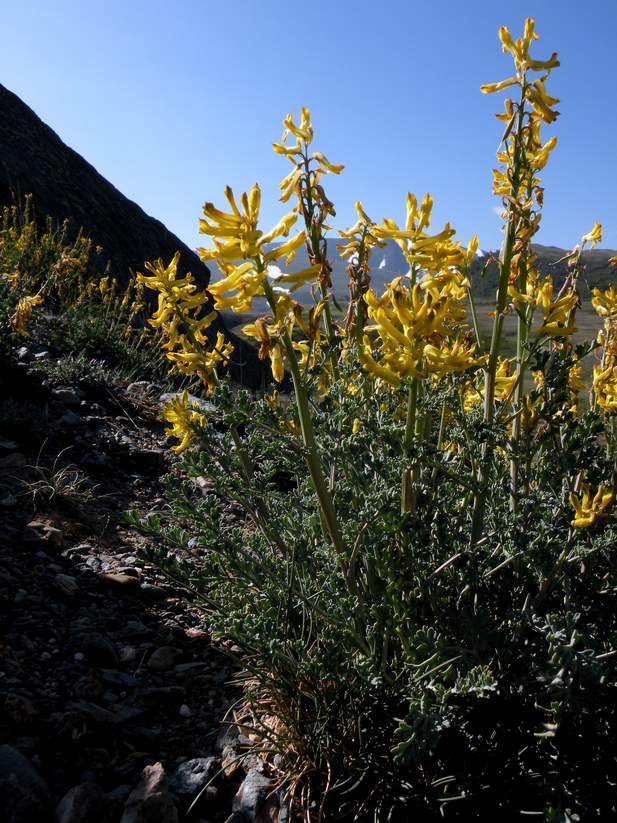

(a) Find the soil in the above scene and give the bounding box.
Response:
[0,350,269,822]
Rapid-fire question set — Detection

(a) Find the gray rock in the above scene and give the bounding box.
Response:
[169,756,218,798]
[232,769,276,822]
[53,573,79,598]
[23,520,64,548]
[120,762,178,823]
[16,346,33,363]
[52,386,84,406]
[139,583,168,602]
[60,411,81,426]
[33,350,51,361]
[55,782,108,823]
[80,633,119,668]
[146,646,178,671]
[0,743,51,823]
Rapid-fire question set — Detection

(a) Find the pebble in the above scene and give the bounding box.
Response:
[53,573,79,598]
[147,646,178,671]
[55,781,107,823]
[52,386,84,406]
[60,411,81,426]
[179,704,191,718]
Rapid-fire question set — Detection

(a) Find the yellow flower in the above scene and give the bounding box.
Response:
[11,293,44,335]
[569,483,613,529]
[352,418,361,434]
[162,390,206,454]
[593,363,617,412]
[581,222,602,249]
[592,285,617,319]
[535,279,577,337]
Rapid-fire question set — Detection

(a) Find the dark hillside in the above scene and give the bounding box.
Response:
[0,84,207,288]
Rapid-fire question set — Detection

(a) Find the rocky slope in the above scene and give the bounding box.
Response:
[0,345,285,822]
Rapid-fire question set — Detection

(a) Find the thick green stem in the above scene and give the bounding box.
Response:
[510,264,530,513]
[470,89,527,547]
[401,379,419,514]
[263,278,346,559]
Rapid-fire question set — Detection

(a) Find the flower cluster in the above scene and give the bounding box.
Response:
[357,193,480,388]
[137,252,231,391]
[569,483,613,529]
[162,390,207,453]
[10,293,44,335]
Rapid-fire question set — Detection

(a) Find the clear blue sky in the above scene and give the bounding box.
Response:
[2,0,616,254]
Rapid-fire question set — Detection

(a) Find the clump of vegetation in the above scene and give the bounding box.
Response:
[19,446,98,513]
[20,17,610,819]
[0,197,169,383]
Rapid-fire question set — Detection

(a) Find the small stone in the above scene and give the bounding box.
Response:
[16,346,33,363]
[139,583,168,602]
[80,633,119,668]
[185,627,211,641]
[116,566,139,578]
[55,782,107,823]
[120,762,178,823]
[0,744,51,823]
[60,411,81,426]
[118,646,137,664]
[147,647,178,671]
[33,350,50,361]
[98,572,140,590]
[0,452,26,469]
[14,590,27,604]
[53,573,79,598]
[0,493,18,507]
[179,704,191,718]
[74,653,85,662]
[0,437,19,451]
[52,386,84,406]
[169,757,218,798]
[23,520,64,548]
[232,769,276,822]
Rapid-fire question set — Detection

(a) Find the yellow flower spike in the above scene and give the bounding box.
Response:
[282,108,313,144]
[11,293,44,335]
[162,390,206,454]
[352,418,361,434]
[569,483,613,529]
[593,364,617,412]
[582,222,602,249]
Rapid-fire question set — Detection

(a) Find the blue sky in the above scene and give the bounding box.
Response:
[2,0,616,255]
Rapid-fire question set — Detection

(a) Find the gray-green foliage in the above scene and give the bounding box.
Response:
[128,358,617,820]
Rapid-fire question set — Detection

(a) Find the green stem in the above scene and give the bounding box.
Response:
[401,378,419,514]
[470,87,527,547]
[510,262,530,513]
[262,278,346,560]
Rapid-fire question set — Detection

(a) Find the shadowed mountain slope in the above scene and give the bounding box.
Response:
[0,83,207,287]
[0,83,263,386]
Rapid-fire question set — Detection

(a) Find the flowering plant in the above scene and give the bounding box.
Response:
[130,19,617,820]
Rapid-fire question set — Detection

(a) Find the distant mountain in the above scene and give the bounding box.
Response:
[230,240,616,308]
